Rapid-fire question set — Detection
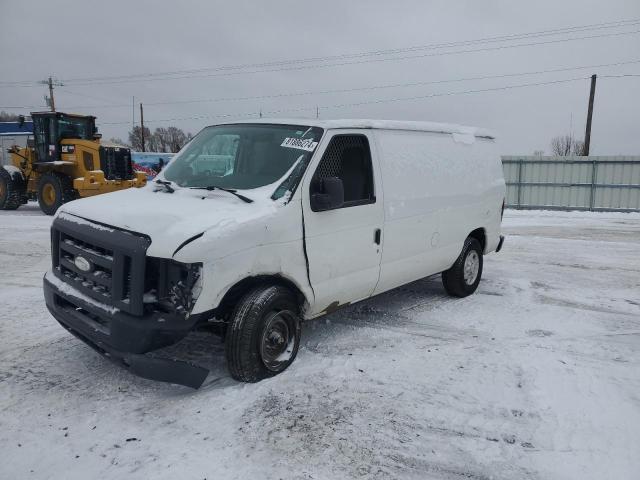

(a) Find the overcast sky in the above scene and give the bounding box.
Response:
[1,0,639,154]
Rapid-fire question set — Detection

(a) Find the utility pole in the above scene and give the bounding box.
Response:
[140,103,145,152]
[583,74,597,156]
[132,96,135,132]
[39,76,62,112]
[47,77,55,112]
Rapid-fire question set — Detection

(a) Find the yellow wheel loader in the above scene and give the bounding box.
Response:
[1,112,146,215]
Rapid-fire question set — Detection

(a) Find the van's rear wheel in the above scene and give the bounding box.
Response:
[225,285,301,382]
[442,237,483,297]
[37,172,76,215]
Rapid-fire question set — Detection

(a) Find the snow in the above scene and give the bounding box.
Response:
[57,211,116,233]
[224,118,496,139]
[57,184,281,258]
[451,132,476,144]
[39,161,75,166]
[1,204,640,479]
[2,164,22,175]
[44,270,120,315]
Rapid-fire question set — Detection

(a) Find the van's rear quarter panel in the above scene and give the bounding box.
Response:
[373,130,504,293]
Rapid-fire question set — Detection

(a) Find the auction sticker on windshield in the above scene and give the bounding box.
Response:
[281,137,318,152]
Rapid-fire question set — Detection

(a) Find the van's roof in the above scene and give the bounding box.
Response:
[218,118,496,139]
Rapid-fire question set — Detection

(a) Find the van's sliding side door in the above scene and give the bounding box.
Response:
[302,131,384,316]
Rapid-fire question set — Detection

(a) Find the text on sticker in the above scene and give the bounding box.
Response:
[281,137,318,152]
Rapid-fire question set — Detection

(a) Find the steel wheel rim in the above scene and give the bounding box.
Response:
[463,250,480,285]
[260,310,297,372]
[42,184,56,206]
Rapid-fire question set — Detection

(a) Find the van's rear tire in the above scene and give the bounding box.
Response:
[442,237,483,298]
[37,172,76,215]
[0,167,26,210]
[225,285,301,382]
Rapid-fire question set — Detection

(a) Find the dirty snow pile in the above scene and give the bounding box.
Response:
[1,204,639,480]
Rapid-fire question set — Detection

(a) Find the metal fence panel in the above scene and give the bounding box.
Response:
[502,156,640,212]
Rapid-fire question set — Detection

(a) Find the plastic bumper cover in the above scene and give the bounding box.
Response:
[43,274,209,388]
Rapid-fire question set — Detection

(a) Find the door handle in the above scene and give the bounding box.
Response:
[374,228,381,245]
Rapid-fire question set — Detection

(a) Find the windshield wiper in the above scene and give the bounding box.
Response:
[200,185,253,203]
[155,179,175,193]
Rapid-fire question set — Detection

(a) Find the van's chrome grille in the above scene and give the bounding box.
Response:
[51,215,150,315]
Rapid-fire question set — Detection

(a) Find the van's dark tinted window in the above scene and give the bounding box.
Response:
[312,134,374,206]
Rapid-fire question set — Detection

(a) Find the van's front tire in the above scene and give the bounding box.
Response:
[225,285,301,382]
[442,237,483,297]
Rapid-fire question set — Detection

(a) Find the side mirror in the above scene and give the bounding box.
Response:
[93,133,102,140]
[310,176,344,212]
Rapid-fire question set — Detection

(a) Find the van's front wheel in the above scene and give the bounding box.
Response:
[442,237,483,297]
[225,285,301,382]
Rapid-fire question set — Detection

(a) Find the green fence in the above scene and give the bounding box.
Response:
[501,156,640,212]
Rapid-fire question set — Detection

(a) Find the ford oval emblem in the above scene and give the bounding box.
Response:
[74,256,92,272]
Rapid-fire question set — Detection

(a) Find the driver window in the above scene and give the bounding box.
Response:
[311,134,375,207]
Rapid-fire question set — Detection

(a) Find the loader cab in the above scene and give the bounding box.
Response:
[31,112,97,162]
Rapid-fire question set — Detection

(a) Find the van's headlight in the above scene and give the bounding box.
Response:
[144,258,202,318]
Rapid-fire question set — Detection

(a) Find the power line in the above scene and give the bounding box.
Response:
[2,19,639,88]
[47,18,640,83]
[98,73,639,127]
[57,88,126,105]
[599,73,640,78]
[51,58,640,111]
[5,63,638,114]
[46,19,640,81]
[134,59,640,106]
[97,76,594,126]
[0,105,47,109]
[58,29,640,87]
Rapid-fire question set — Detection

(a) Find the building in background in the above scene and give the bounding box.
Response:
[0,121,33,166]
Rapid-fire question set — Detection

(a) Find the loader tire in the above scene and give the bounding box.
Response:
[37,172,76,215]
[442,237,483,298]
[225,285,301,382]
[0,166,26,210]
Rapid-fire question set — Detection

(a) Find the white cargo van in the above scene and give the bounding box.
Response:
[43,119,505,388]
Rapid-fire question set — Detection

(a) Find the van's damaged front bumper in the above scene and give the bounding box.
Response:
[43,273,209,389]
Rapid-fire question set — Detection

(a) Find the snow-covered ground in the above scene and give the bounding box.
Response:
[1,204,639,480]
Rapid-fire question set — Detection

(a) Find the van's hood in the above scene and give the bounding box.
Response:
[58,186,278,258]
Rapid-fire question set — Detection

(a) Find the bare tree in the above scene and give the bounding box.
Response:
[150,127,170,152]
[550,135,586,156]
[572,139,585,156]
[128,126,152,151]
[0,111,21,122]
[108,137,129,147]
[128,125,192,152]
[165,126,190,153]
[551,135,572,156]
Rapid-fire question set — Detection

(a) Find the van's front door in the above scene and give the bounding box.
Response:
[302,132,384,316]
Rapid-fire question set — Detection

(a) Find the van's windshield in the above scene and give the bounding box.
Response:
[162,124,324,196]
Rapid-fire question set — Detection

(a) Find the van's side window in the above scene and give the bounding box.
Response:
[311,134,375,208]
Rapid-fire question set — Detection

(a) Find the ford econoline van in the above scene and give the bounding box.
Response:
[43,119,506,388]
